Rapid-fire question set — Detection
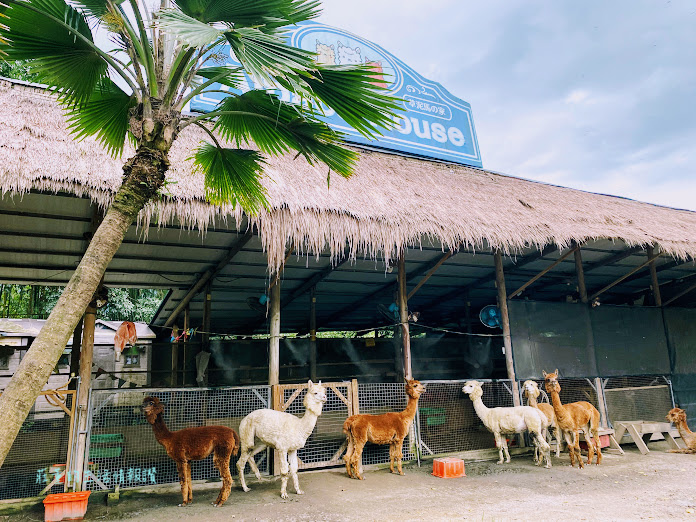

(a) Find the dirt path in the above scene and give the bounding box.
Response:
[4,442,696,521]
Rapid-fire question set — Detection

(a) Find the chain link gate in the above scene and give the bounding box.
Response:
[0,389,77,501]
[82,385,271,491]
[272,381,356,471]
[416,380,516,457]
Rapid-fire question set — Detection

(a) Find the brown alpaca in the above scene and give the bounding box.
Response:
[543,370,602,468]
[342,379,425,480]
[142,396,240,507]
[666,407,696,453]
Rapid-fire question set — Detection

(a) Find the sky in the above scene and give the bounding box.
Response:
[317,0,696,211]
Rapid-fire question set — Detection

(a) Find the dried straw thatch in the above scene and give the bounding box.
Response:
[2,78,696,270]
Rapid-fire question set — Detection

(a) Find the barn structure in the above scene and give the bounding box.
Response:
[0,65,695,498]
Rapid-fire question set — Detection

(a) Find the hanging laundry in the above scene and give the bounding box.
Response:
[114,321,138,362]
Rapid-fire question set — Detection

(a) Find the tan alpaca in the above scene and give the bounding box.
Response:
[543,370,602,468]
[666,407,696,453]
[523,380,563,459]
[343,379,425,480]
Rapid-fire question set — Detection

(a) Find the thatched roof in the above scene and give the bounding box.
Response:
[2,77,696,270]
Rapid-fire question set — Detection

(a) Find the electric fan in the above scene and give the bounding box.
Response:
[479,304,502,328]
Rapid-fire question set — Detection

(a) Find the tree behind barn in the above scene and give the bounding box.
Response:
[0,0,398,466]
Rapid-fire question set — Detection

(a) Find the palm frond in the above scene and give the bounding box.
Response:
[225,27,314,90]
[71,0,126,19]
[0,0,108,104]
[65,77,136,157]
[173,0,320,29]
[158,9,224,48]
[192,141,268,212]
[206,90,358,177]
[196,65,244,88]
[302,64,401,138]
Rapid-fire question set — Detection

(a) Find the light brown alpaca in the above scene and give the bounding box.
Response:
[342,379,425,480]
[523,380,563,459]
[666,407,696,453]
[543,370,602,468]
[142,396,240,507]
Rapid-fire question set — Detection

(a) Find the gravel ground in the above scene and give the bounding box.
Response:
[3,441,695,521]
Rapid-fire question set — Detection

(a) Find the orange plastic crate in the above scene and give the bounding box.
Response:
[43,491,90,521]
[432,457,466,478]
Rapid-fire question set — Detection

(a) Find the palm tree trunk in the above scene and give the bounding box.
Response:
[0,147,168,467]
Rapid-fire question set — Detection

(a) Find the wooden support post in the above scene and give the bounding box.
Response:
[202,283,212,350]
[494,252,520,406]
[182,306,189,387]
[309,286,317,382]
[594,377,609,427]
[574,244,588,304]
[269,278,281,386]
[73,305,96,491]
[398,253,412,380]
[68,317,83,391]
[171,325,179,387]
[647,246,662,306]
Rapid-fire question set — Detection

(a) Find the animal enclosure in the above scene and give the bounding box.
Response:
[0,375,677,501]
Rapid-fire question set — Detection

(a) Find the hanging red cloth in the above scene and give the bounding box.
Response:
[114,321,138,361]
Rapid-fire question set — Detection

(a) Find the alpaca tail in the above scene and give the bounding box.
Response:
[343,415,356,436]
[232,429,241,456]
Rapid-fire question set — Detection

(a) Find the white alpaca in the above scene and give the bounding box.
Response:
[523,379,563,459]
[236,380,327,499]
[462,380,551,468]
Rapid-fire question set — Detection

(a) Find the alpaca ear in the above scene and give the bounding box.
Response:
[317,380,322,386]
[308,380,314,387]
[542,370,547,377]
[554,368,559,375]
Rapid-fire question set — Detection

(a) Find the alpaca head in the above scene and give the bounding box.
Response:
[666,407,686,424]
[462,380,483,400]
[303,380,327,415]
[523,380,541,399]
[542,369,561,394]
[142,396,164,424]
[405,379,426,399]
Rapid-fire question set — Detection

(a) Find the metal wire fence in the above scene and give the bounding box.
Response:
[357,382,417,466]
[278,382,353,469]
[84,386,271,491]
[0,390,76,501]
[417,380,515,456]
[603,375,673,427]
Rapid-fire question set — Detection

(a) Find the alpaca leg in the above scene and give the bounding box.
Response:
[213,450,233,507]
[289,451,303,495]
[185,462,193,504]
[389,443,396,473]
[175,462,187,506]
[236,449,252,493]
[395,441,405,475]
[573,430,584,469]
[583,424,595,466]
[563,431,576,467]
[493,433,505,464]
[352,441,366,480]
[593,428,603,465]
[278,450,290,499]
[532,430,551,468]
[344,434,355,478]
[554,427,562,457]
[247,444,268,482]
[501,436,511,463]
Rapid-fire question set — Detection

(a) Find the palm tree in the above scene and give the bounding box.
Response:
[0,0,398,466]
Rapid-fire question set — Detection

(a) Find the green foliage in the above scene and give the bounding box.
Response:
[65,78,137,156]
[0,285,165,323]
[0,60,40,82]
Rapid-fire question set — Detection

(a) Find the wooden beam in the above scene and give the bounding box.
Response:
[309,286,317,382]
[508,246,579,299]
[589,251,660,302]
[407,251,452,300]
[73,305,96,491]
[494,252,520,407]
[663,280,696,307]
[268,279,281,385]
[647,246,662,306]
[283,257,350,309]
[573,244,588,303]
[398,253,412,380]
[164,230,253,327]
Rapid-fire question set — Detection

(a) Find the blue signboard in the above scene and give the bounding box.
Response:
[191,21,482,168]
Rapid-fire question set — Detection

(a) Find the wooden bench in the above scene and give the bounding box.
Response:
[614,420,680,455]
